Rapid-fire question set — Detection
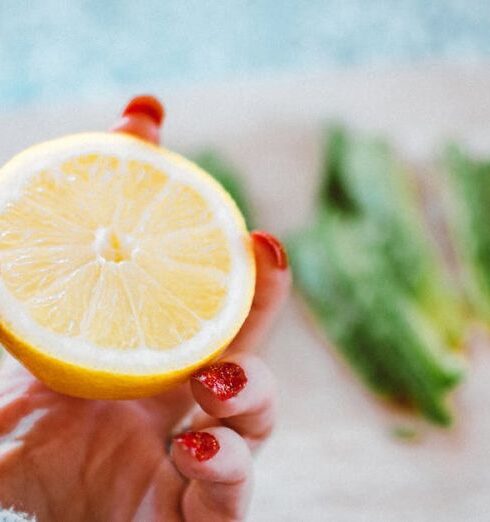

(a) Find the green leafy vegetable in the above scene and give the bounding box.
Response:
[193,150,254,229]
[443,145,490,320]
[289,127,464,425]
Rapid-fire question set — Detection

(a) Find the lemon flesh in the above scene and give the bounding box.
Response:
[0,133,255,399]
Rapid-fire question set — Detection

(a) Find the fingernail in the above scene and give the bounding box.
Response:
[173,431,220,462]
[192,362,248,401]
[251,231,288,269]
[112,95,165,145]
[122,95,165,125]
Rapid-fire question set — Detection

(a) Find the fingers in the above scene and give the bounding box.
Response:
[171,426,252,522]
[190,353,276,448]
[226,231,291,355]
[187,230,286,447]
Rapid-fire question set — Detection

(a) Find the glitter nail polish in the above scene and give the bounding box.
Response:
[192,362,248,401]
[173,431,220,462]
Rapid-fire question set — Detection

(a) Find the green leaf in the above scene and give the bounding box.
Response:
[321,126,464,348]
[289,127,465,425]
[443,144,490,320]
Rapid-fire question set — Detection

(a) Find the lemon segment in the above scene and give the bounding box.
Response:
[0,133,255,398]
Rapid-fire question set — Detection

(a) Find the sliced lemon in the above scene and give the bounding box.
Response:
[0,133,255,399]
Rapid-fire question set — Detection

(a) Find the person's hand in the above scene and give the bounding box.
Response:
[0,231,290,522]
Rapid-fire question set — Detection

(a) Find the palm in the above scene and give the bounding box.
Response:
[0,357,196,521]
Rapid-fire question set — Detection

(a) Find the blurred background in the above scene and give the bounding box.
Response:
[3,2,490,521]
[1,0,490,108]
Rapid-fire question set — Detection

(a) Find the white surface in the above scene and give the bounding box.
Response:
[3,65,490,521]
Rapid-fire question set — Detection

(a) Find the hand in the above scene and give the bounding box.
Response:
[0,231,290,522]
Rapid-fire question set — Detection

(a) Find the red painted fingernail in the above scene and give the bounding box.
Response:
[173,431,220,462]
[122,95,165,125]
[192,362,248,401]
[112,95,165,145]
[251,231,288,269]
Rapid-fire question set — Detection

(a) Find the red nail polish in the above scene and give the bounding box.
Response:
[111,95,165,145]
[251,230,288,269]
[122,95,165,126]
[192,362,248,401]
[173,431,220,462]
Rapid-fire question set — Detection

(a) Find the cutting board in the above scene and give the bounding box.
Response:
[2,65,490,521]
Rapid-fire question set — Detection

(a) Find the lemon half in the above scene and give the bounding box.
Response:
[0,133,255,399]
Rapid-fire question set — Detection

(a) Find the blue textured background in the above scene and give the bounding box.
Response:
[1,0,490,109]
